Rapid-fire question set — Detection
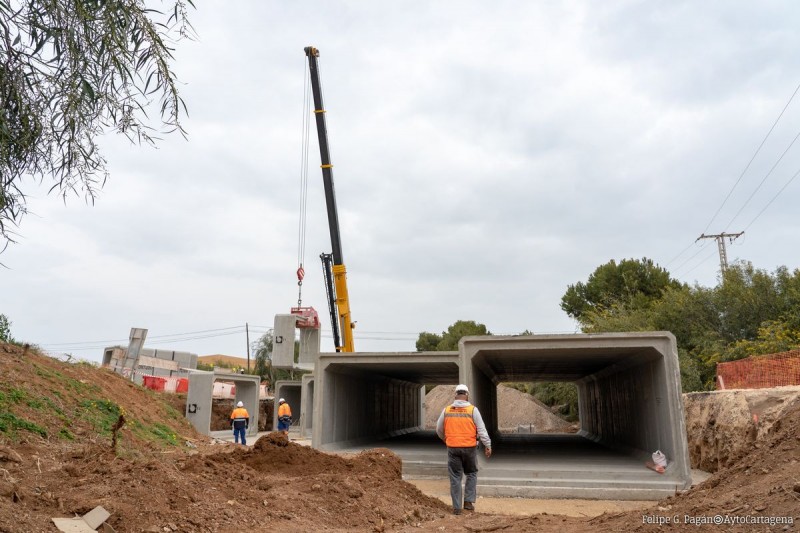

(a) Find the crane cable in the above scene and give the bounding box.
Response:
[297,59,312,307]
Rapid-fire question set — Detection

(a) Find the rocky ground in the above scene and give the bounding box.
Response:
[1,342,799,532]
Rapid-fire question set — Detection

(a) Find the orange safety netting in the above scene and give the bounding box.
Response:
[716,349,800,390]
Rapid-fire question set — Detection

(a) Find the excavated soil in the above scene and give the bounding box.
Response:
[1,343,799,532]
[684,386,800,472]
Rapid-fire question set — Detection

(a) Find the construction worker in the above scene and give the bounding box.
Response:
[230,400,249,445]
[277,398,292,436]
[436,384,492,515]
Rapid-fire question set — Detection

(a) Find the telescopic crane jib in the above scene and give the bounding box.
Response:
[292,46,355,353]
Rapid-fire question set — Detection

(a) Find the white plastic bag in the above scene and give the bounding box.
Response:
[652,450,667,468]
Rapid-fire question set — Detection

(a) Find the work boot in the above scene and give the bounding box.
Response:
[463,502,475,511]
[453,508,462,515]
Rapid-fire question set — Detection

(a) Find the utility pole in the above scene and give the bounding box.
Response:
[246,322,251,372]
[696,231,744,274]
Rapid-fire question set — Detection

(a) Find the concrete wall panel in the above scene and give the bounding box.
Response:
[272,315,297,369]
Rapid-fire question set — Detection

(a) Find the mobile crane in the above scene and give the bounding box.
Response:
[294,46,355,353]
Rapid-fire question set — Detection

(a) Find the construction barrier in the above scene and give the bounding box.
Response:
[141,376,191,393]
[142,375,270,397]
[212,382,236,398]
[717,349,800,390]
[142,375,167,392]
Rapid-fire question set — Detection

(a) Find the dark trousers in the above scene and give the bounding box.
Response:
[233,426,246,445]
[447,446,478,510]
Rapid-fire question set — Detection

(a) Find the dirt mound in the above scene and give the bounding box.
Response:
[0,344,450,532]
[684,386,800,472]
[589,398,800,532]
[425,384,574,432]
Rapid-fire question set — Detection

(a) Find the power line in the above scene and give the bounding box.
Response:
[664,241,698,269]
[40,325,247,347]
[702,81,800,234]
[743,165,800,231]
[681,247,721,278]
[670,240,711,275]
[723,128,800,230]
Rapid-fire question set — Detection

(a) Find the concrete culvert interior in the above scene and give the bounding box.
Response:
[314,333,692,500]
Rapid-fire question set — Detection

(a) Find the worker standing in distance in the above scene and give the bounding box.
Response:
[230,400,249,446]
[277,398,292,437]
[436,384,492,515]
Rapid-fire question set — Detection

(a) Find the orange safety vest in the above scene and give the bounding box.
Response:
[443,404,477,448]
[278,403,292,417]
[230,407,249,421]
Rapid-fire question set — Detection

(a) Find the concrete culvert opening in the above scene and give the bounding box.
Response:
[314,334,691,499]
[314,352,462,478]
[462,333,692,499]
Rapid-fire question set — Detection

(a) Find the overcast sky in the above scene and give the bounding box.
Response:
[3,1,800,362]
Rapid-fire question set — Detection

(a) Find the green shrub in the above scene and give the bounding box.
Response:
[0,412,48,438]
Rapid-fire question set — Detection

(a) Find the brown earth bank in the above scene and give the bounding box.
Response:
[1,343,799,532]
[684,386,800,472]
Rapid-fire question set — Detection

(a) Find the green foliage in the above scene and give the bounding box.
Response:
[79,398,123,434]
[250,330,305,388]
[163,404,181,421]
[128,419,179,447]
[146,423,179,446]
[59,427,75,440]
[528,382,579,422]
[0,314,12,342]
[568,260,800,390]
[677,349,704,393]
[252,330,273,380]
[0,412,47,438]
[561,258,683,321]
[0,0,194,245]
[416,320,491,351]
[416,332,441,351]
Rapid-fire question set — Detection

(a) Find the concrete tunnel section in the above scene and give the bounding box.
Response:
[313,332,692,500]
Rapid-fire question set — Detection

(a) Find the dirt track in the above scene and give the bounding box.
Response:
[1,343,799,532]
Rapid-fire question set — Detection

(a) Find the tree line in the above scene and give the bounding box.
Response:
[416,258,800,397]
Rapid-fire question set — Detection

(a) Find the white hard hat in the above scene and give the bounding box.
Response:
[236,401,244,407]
[455,384,469,394]
[279,398,285,403]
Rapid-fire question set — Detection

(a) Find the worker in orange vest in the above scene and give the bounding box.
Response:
[436,384,492,515]
[229,400,250,445]
[277,398,292,436]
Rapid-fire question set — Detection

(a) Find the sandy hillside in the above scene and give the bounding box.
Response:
[425,384,574,432]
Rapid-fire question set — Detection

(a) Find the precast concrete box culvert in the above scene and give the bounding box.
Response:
[313,332,692,500]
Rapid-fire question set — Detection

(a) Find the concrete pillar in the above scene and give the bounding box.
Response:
[300,374,315,439]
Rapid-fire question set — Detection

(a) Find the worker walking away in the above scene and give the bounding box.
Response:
[230,400,249,445]
[277,398,292,436]
[436,384,492,515]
